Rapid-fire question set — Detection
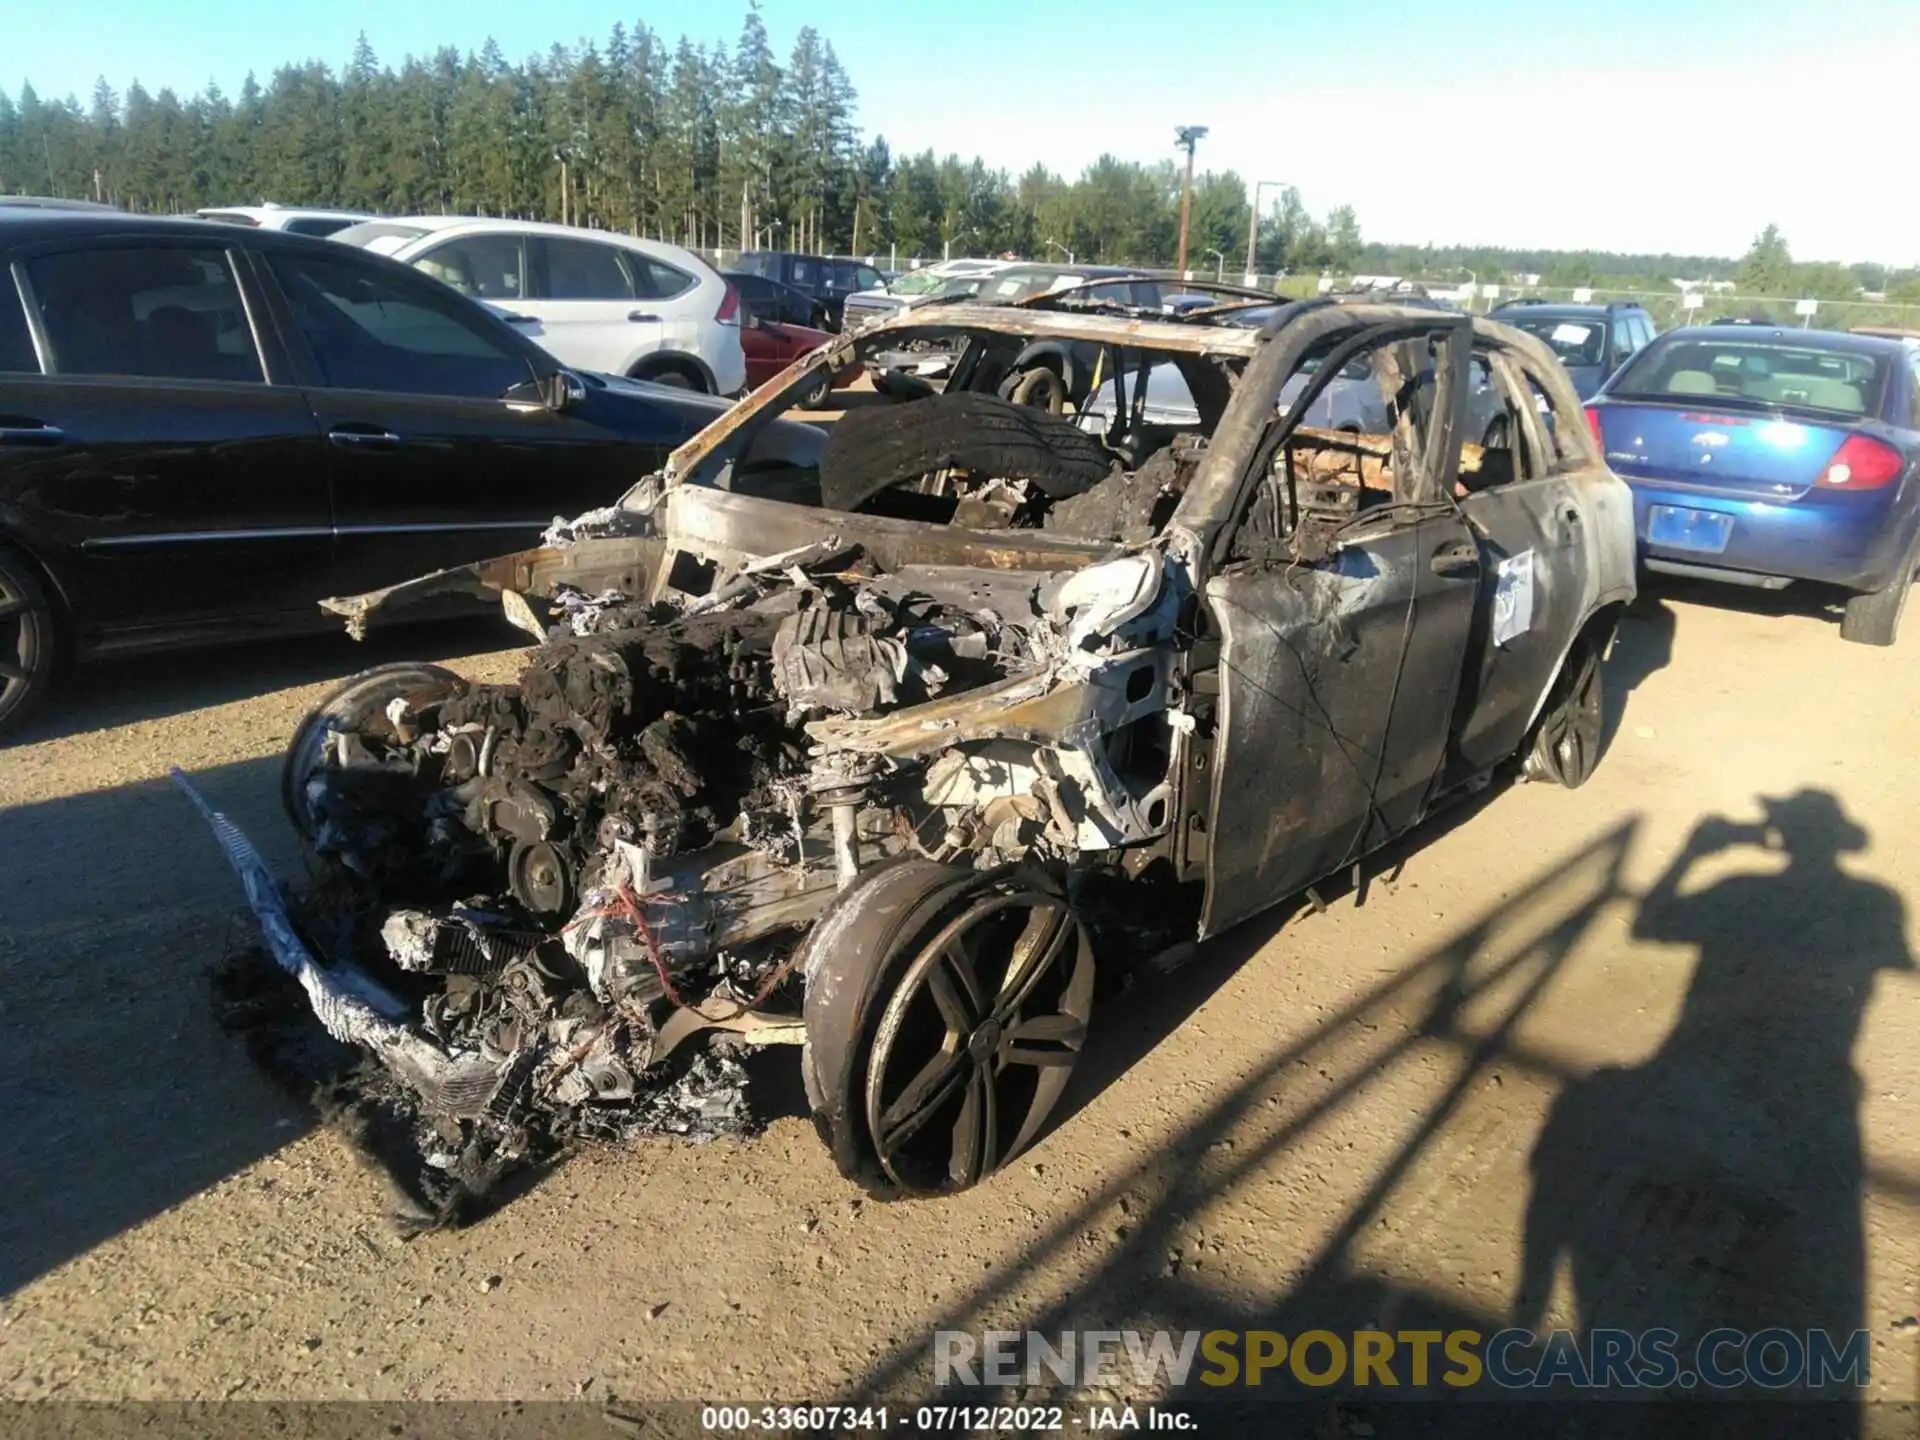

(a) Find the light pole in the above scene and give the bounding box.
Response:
[1205,248,1224,282]
[1046,238,1075,264]
[943,225,974,263]
[1173,124,1209,279]
[1244,179,1282,281]
[757,219,784,248]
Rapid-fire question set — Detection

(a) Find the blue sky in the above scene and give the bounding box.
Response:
[5,0,1917,263]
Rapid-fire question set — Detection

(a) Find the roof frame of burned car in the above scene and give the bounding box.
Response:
[1166,305,1476,575]
[663,303,1272,491]
[665,300,1533,585]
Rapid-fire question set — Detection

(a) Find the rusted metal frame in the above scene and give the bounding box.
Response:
[1473,316,1605,470]
[319,537,665,634]
[1483,348,1554,483]
[1179,310,1469,577]
[662,485,1114,577]
[663,307,1266,490]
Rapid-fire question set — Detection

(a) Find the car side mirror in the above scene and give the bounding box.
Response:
[538,370,585,413]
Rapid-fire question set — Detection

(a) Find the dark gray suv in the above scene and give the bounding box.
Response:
[1489,300,1658,398]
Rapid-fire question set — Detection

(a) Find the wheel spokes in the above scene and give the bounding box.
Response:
[950,1066,998,1186]
[0,657,25,684]
[992,900,1072,1024]
[926,949,980,1034]
[0,594,23,621]
[865,884,1094,1193]
[877,1044,969,1154]
[1002,1011,1086,1068]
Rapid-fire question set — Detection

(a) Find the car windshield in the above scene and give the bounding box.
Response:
[1504,314,1607,368]
[1611,337,1889,418]
[977,270,1060,303]
[332,221,431,249]
[889,272,946,296]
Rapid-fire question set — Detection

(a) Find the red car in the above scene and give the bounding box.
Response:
[741,311,842,405]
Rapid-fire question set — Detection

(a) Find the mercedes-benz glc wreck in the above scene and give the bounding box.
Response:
[188,287,1636,1218]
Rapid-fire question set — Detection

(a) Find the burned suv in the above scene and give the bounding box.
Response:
[197,292,1635,1216]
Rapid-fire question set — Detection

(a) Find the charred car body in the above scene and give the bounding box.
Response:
[206,292,1635,1208]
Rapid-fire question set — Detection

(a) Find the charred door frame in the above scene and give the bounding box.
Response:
[1186,314,1477,938]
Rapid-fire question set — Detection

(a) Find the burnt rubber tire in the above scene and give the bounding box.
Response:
[999,364,1067,415]
[800,860,1094,1197]
[1522,634,1604,789]
[1839,541,1917,646]
[0,541,57,738]
[870,368,935,403]
[818,391,1112,514]
[281,661,467,841]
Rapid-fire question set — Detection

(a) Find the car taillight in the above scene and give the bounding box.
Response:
[715,281,741,327]
[1584,405,1604,449]
[1814,434,1905,490]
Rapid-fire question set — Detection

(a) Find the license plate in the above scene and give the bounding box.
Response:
[1647,504,1732,553]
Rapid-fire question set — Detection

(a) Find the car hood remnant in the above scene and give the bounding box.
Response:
[198,298,1635,1217]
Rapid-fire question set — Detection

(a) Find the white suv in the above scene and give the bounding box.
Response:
[331,217,747,395]
[197,205,374,237]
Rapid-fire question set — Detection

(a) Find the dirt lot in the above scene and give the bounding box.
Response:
[3,579,1918,1408]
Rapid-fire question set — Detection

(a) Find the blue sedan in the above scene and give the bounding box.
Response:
[1586,326,1920,644]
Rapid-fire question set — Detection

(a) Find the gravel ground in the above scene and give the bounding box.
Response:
[2,581,1918,1410]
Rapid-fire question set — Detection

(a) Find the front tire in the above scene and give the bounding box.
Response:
[282,662,466,840]
[1523,635,1604,788]
[0,541,58,738]
[801,861,1095,1196]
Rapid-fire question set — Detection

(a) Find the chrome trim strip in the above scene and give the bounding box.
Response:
[82,519,541,549]
[332,521,542,536]
[84,527,334,548]
[222,248,274,385]
[11,262,52,374]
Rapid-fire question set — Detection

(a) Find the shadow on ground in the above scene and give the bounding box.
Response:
[842,792,1900,1437]
[11,615,525,747]
[0,754,313,1294]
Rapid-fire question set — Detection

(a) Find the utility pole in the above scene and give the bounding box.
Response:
[1173,125,1208,279]
[1244,180,1282,281]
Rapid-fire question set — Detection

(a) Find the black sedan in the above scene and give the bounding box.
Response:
[0,213,741,733]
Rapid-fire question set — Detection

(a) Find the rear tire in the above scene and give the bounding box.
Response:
[0,541,58,738]
[1839,543,1917,646]
[797,374,832,409]
[629,359,708,393]
[1522,634,1604,788]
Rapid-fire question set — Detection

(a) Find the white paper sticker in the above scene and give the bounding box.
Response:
[1493,550,1535,648]
[1551,322,1594,345]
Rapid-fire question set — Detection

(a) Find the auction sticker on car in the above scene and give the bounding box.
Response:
[1493,550,1534,647]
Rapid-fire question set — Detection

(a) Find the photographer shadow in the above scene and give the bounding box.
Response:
[1515,790,1907,1413]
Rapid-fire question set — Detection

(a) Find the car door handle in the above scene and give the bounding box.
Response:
[328,426,402,451]
[1430,541,1480,578]
[0,421,67,447]
[627,311,662,323]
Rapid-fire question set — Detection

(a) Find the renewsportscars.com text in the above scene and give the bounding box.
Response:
[933,1327,1870,1392]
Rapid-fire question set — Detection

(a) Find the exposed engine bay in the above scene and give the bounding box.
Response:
[201,377,1228,1221]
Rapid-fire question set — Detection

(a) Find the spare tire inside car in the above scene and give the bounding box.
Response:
[819,391,1113,515]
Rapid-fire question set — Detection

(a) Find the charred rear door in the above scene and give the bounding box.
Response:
[1447,347,1621,774]
[1198,319,1478,939]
